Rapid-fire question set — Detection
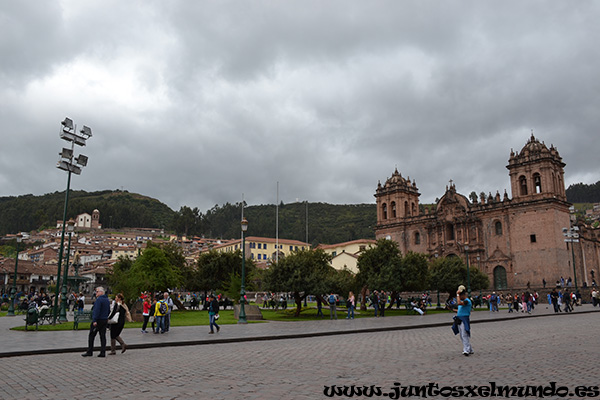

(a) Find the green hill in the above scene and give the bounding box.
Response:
[3,181,596,244]
[172,202,377,245]
[0,190,175,235]
[0,191,378,245]
[566,181,600,203]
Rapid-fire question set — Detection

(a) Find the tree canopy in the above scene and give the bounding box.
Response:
[107,246,183,306]
[190,249,256,296]
[429,256,489,297]
[264,248,333,316]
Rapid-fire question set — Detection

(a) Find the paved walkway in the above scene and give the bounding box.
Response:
[1,309,599,399]
[1,303,597,357]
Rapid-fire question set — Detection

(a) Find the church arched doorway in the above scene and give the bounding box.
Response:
[494,266,508,290]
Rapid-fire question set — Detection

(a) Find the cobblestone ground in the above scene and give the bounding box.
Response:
[0,312,597,399]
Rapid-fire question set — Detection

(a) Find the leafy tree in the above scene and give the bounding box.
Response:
[106,256,137,306]
[191,250,255,297]
[107,247,183,307]
[328,268,358,298]
[429,256,489,297]
[398,251,430,292]
[264,248,333,316]
[566,181,600,203]
[356,239,402,310]
[148,241,193,289]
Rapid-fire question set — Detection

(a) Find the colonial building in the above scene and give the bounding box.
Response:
[375,134,578,289]
[317,239,377,273]
[210,236,309,268]
[57,209,102,230]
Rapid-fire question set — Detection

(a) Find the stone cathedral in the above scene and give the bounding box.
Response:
[374,134,575,290]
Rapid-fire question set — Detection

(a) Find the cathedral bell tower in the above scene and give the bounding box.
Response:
[506,133,567,202]
[375,168,420,224]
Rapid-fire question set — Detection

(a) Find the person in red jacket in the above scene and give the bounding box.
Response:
[141,296,152,333]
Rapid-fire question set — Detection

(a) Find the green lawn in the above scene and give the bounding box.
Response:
[10,303,488,331]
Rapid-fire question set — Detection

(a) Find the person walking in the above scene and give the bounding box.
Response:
[77,292,85,313]
[506,293,513,313]
[563,291,573,312]
[82,287,110,358]
[346,291,355,319]
[316,296,324,318]
[108,293,132,355]
[163,292,174,332]
[550,289,560,313]
[141,296,151,333]
[208,294,220,334]
[149,297,157,332]
[452,285,473,356]
[154,296,168,334]
[378,291,386,317]
[371,290,379,317]
[328,292,337,320]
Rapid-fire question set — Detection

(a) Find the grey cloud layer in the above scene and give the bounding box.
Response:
[1,1,598,213]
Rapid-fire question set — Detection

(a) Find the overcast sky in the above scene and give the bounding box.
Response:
[1,1,599,213]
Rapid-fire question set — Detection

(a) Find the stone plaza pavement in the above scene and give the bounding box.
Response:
[0,305,598,399]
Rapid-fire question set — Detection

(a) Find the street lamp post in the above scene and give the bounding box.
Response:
[465,245,471,296]
[239,218,248,324]
[59,220,75,322]
[7,234,23,316]
[563,226,579,290]
[52,118,92,324]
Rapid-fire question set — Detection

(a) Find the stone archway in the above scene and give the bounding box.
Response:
[494,266,508,290]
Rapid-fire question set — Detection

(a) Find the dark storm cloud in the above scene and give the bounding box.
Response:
[0,1,598,216]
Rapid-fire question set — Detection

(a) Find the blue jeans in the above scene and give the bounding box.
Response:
[373,302,378,316]
[155,316,165,333]
[209,313,219,332]
[347,305,354,319]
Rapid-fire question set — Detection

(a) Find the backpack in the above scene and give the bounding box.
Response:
[159,301,168,315]
[329,294,336,305]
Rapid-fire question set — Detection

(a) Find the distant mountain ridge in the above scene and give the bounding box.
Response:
[0,190,377,245]
[566,181,600,203]
[0,182,595,243]
[0,190,174,236]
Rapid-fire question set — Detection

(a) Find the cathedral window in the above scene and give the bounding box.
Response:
[533,173,542,193]
[519,176,528,195]
[404,201,409,217]
[391,202,396,218]
[382,203,387,220]
[447,224,455,240]
[495,221,503,236]
[530,234,536,243]
[414,232,421,245]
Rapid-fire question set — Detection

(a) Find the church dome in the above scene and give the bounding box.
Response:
[520,133,548,155]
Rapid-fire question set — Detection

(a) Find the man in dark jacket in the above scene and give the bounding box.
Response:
[82,286,110,357]
[208,294,220,334]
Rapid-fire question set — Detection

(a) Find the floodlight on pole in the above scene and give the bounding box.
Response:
[61,117,74,130]
[53,118,92,324]
[76,154,88,166]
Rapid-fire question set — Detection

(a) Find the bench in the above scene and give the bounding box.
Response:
[73,310,93,330]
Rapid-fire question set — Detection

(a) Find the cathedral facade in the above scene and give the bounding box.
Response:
[374,134,575,289]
